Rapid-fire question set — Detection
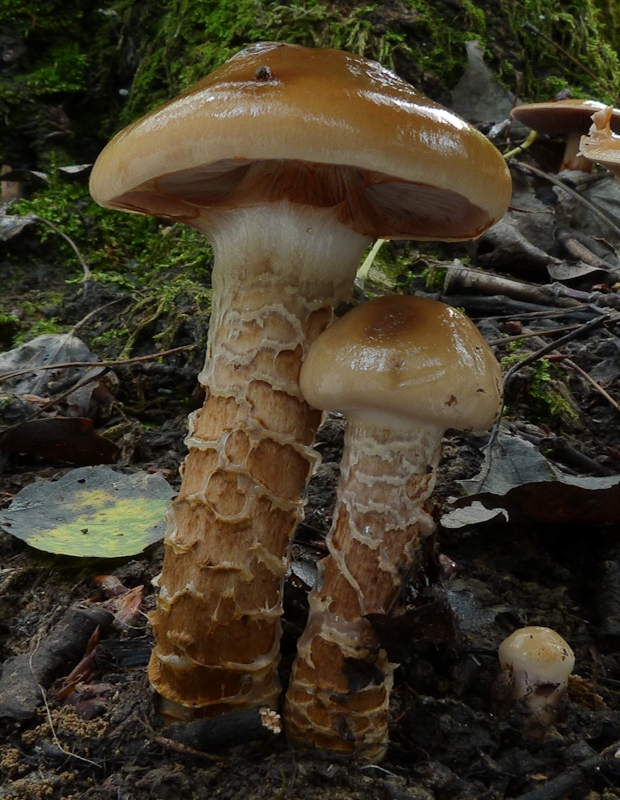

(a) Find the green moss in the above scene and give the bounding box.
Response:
[13,164,212,285]
[529,359,580,422]
[500,354,581,425]
[24,42,88,95]
[501,0,620,102]
[420,264,448,291]
[8,163,213,354]
[117,0,414,124]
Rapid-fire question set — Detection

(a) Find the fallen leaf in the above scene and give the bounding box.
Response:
[448,432,620,524]
[0,465,174,557]
[0,333,97,396]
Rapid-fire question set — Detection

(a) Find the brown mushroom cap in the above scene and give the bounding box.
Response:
[299,295,503,432]
[511,98,620,136]
[90,42,511,241]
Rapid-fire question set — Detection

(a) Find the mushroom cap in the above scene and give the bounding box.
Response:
[578,105,620,178]
[511,98,620,136]
[498,626,575,685]
[90,42,511,241]
[299,295,503,432]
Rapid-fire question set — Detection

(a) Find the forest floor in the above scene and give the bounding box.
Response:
[2,2,620,797]
[1,156,620,799]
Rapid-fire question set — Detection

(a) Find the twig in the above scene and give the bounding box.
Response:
[502,315,607,389]
[477,306,599,321]
[488,315,609,447]
[66,299,127,338]
[32,215,92,282]
[38,684,102,768]
[508,161,620,239]
[148,730,223,762]
[487,323,584,345]
[563,357,620,413]
[0,344,195,384]
[29,299,126,397]
[514,737,620,800]
[0,367,110,441]
[521,22,617,102]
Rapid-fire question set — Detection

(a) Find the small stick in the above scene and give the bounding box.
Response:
[148,731,224,762]
[443,265,580,308]
[0,367,111,443]
[488,314,608,447]
[487,323,584,345]
[563,357,620,412]
[38,684,101,768]
[0,344,195,384]
[32,215,92,282]
[514,738,620,800]
[477,306,614,322]
[521,22,617,102]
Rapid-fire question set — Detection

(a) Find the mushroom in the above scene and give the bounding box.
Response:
[498,626,575,727]
[89,42,511,720]
[578,105,620,180]
[284,295,503,760]
[511,99,620,173]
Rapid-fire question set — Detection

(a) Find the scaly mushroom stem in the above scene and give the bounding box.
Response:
[148,201,371,719]
[285,417,442,761]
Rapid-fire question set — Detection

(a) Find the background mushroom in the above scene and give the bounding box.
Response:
[284,295,504,760]
[498,626,575,728]
[511,99,620,173]
[89,42,511,720]
[579,105,620,180]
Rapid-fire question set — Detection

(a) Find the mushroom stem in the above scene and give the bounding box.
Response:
[148,201,371,719]
[561,131,592,172]
[285,416,442,761]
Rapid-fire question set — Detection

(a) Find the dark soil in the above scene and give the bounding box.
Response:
[2,240,620,800]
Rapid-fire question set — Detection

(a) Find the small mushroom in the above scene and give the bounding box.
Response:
[578,105,620,180]
[498,626,575,727]
[90,43,510,721]
[284,295,503,760]
[511,99,620,173]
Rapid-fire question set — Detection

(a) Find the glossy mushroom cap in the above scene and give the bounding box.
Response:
[579,105,620,179]
[90,42,511,242]
[511,99,620,136]
[299,295,503,432]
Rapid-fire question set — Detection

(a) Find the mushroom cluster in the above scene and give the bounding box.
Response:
[511,99,620,173]
[284,295,504,760]
[90,42,511,721]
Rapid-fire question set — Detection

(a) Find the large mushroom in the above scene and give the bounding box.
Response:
[285,295,503,760]
[511,98,620,173]
[89,42,511,720]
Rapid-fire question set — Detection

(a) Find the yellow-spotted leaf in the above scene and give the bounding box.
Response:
[0,466,174,557]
